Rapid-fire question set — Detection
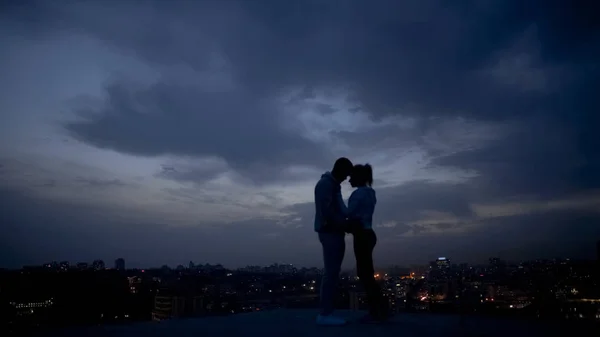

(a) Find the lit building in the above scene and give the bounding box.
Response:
[152,292,204,321]
[115,258,125,271]
[429,257,451,281]
[43,261,59,269]
[349,290,397,313]
[128,276,142,294]
[394,279,412,298]
[153,295,185,321]
[436,257,450,268]
[9,299,54,316]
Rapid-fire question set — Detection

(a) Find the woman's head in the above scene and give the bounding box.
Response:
[349,164,373,188]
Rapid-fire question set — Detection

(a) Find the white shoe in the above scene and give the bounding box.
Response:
[316,314,347,326]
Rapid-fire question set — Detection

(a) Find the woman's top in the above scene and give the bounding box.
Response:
[347,186,377,230]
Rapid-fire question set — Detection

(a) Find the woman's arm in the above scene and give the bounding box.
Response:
[347,189,364,220]
[346,190,365,233]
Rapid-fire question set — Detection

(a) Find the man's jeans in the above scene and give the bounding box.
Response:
[318,232,345,316]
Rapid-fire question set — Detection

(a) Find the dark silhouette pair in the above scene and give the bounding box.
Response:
[314,157,388,325]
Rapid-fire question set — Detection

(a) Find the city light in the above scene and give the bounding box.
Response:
[8,253,600,327]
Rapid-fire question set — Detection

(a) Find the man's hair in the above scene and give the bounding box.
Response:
[333,157,353,173]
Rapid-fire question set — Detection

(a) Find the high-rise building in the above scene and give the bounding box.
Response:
[115,258,125,271]
[436,257,450,268]
[488,257,507,279]
[429,257,451,281]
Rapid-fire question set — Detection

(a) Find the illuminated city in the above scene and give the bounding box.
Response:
[2,246,600,335]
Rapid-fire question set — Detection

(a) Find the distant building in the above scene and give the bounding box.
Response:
[76,262,89,270]
[128,276,142,294]
[152,290,204,321]
[429,257,451,281]
[44,261,59,270]
[115,258,125,271]
[349,291,368,311]
[349,290,396,313]
[9,298,54,317]
[92,260,105,271]
[435,257,450,268]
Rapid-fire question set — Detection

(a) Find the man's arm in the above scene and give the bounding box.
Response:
[315,180,338,225]
[337,189,348,217]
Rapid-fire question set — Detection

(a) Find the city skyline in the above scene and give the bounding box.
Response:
[6,249,600,331]
[1,1,599,269]
[13,251,599,272]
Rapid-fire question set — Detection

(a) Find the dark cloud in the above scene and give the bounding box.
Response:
[156,164,224,186]
[75,177,130,188]
[64,80,330,184]
[1,0,599,267]
[4,1,593,172]
[332,123,417,152]
[375,181,475,223]
[33,0,596,188]
[430,116,596,201]
[4,1,598,118]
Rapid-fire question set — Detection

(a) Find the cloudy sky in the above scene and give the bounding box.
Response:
[1,0,599,269]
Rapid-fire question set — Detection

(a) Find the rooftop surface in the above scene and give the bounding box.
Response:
[47,309,597,337]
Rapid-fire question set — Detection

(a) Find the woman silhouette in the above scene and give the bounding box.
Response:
[347,164,389,323]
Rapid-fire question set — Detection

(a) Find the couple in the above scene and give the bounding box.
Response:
[314,157,388,326]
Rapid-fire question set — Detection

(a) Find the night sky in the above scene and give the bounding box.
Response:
[1,0,599,269]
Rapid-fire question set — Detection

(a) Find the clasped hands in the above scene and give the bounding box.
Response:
[342,217,362,234]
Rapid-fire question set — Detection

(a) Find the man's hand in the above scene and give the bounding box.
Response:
[344,218,362,234]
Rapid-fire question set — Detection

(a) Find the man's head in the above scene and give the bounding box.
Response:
[331,157,354,182]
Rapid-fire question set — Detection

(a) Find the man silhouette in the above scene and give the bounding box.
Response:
[314,157,353,326]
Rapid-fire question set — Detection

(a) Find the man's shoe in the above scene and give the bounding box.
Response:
[316,314,347,326]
